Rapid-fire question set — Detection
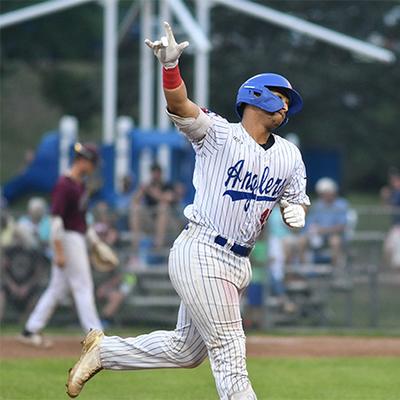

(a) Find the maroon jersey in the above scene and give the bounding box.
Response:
[51,176,88,234]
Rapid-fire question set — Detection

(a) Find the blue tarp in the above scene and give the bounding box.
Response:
[3,128,341,205]
[3,132,60,203]
[3,128,196,205]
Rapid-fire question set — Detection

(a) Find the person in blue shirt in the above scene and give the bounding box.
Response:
[299,178,349,266]
[381,168,400,268]
[266,207,297,311]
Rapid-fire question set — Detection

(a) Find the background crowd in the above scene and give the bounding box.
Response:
[1,165,399,328]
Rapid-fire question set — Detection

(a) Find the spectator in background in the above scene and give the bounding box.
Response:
[0,198,51,323]
[299,178,349,266]
[114,175,135,231]
[381,167,400,268]
[1,245,44,323]
[1,209,16,249]
[244,237,267,329]
[15,197,51,252]
[130,163,183,249]
[96,265,137,328]
[91,199,133,328]
[0,205,17,322]
[92,201,118,247]
[245,207,298,328]
[266,207,297,313]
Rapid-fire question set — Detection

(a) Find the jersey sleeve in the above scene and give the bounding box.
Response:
[281,150,311,206]
[166,108,230,155]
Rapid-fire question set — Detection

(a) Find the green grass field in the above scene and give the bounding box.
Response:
[1,357,400,400]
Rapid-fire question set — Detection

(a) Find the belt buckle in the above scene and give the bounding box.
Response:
[225,238,235,251]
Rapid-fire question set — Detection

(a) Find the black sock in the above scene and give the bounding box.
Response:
[22,329,33,337]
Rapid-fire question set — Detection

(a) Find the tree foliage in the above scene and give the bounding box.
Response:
[1,0,399,189]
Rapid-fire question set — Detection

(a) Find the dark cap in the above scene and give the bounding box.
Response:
[74,142,99,165]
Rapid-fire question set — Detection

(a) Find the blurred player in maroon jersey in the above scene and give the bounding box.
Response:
[18,143,103,347]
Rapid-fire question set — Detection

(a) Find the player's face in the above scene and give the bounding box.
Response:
[320,191,336,203]
[269,89,289,124]
[270,90,289,109]
[248,90,290,130]
[78,159,96,177]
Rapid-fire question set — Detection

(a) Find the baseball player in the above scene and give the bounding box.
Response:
[67,22,310,400]
[18,143,111,347]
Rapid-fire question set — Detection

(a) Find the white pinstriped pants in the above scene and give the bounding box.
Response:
[100,223,257,399]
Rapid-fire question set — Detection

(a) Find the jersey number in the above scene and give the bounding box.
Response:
[260,208,271,225]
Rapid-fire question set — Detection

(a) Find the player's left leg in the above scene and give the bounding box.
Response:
[175,275,257,399]
[168,227,257,399]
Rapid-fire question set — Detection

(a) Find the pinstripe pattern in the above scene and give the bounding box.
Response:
[185,114,310,247]
[100,224,254,399]
[170,224,252,398]
[99,111,308,399]
[101,302,207,370]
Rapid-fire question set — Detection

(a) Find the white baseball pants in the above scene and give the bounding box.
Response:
[100,223,257,400]
[26,231,102,333]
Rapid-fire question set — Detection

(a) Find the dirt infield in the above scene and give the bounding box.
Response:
[1,335,400,359]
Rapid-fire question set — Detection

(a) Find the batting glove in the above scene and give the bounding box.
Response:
[280,199,306,229]
[145,21,189,69]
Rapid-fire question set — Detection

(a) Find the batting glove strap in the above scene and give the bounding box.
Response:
[280,200,306,228]
[145,21,189,70]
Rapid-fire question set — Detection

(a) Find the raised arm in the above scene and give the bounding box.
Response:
[145,22,199,118]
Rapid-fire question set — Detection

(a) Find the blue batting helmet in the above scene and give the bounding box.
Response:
[235,73,303,126]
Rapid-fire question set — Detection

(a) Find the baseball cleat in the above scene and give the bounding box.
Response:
[17,332,53,348]
[66,329,104,398]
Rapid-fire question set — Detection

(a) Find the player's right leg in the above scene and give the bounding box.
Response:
[67,328,104,398]
[19,263,69,347]
[100,303,207,369]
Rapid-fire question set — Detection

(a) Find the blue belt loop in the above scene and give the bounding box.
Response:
[214,235,252,257]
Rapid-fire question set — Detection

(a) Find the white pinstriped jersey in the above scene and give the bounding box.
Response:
[171,109,310,247]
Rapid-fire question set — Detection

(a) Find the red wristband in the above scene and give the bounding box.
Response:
[163,65,182,90]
